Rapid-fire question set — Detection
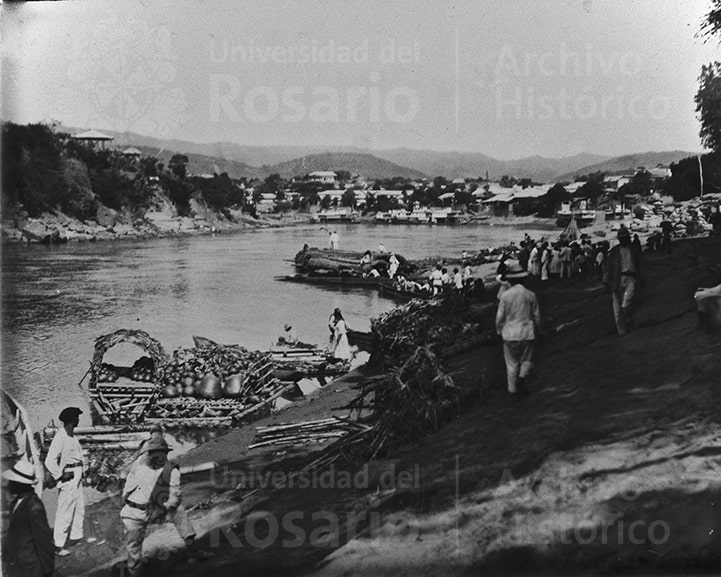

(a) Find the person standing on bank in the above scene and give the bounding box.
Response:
[496,261,542,398]
[603,225,643,335]
[121,435,208,575]
[44,407,95,557]
[2,460,55,577]
[329,230,340,250]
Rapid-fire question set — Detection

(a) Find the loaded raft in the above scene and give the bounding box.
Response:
[85,329,348,428]
[41,329,350,491]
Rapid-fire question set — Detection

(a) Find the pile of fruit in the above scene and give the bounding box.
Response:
[130,356,155,382]
[157,343,275,401]
[96,363,120,383]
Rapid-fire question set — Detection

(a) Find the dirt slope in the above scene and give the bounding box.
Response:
[61,236,721,577]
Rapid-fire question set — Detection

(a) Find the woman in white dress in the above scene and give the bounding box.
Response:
[540,244,550,281]
[330,309,352,360]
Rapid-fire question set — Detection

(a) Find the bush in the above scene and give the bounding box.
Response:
[2,123,69,216]
[162,175,193,216]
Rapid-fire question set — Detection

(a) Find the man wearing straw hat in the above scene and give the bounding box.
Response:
[44,406,96,556]
[496,261,542,398]
[120,434,208,575]
[2,459,55,577]
[603,224,643,335]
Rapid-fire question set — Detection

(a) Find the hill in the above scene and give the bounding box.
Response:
[553,150,701,182]
[62,127,612,182]
[372,149,609,182]
[134,146,266,180]
[268,152,427,180]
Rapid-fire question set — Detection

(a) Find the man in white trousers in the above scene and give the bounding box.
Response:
[45,406,96,556]
[496,261,542,398]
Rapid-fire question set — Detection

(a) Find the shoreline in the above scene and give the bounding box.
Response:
[1,207,650,247]
[52,234,721,577]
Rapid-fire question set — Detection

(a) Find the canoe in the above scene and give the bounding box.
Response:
[274,274,392,289]
[379,284,435,303]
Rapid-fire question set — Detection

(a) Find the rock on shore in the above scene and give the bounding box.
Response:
[1,201,310,244]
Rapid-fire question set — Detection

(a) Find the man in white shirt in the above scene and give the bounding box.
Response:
[453,267,464,292]
[496,262,542,397]
[329,230,339,250]
[45,406,96,556]
[430,265,443,295]
[121,435,206,575]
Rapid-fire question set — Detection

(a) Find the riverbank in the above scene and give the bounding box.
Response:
[52,233,721,577]
[1,202,640,246]
[0,201,319,245]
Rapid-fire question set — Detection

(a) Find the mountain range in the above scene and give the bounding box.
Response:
[63,126,700,183]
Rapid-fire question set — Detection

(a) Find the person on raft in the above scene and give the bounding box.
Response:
[278,323,298,346]
[330,308,352,360]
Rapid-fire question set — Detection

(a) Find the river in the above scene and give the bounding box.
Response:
[2,221,555,431]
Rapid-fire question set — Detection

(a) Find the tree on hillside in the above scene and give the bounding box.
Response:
[169,154,189,179]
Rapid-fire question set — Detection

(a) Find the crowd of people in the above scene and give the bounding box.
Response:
[494,223,652,400]
[512,233,617,283]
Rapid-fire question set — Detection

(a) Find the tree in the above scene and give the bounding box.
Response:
[696,62,721,154]
[499,175,516,188]
[577,173,605,203]
[261,173,283,193]
[536,183,570,218]
[696,0,721,155]
[335,170,352,184]
[169,154,189,179]
[700,0,721,40]
[341,189,356,208]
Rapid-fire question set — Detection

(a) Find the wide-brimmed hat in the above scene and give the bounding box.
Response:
[59,407,83,424]
[502,261,529,280]
[284,324,292,331]
[144,435,170,453]
[617,226,631,238]
[2,460,38,485]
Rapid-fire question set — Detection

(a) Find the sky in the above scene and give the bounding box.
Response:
[1,0,718,159]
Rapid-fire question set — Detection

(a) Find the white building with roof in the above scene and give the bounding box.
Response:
[309,171,337,185]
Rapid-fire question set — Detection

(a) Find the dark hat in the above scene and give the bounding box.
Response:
[617,225,631,238]
[145,435,170,453]
[284,324,292,331]
[333,307,341,314]
[502,261,529,280]
[59,407,83,424]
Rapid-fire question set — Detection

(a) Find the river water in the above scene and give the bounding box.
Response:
[2,222,554,431]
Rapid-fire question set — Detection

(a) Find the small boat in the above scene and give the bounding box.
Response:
[274,274,392,289]
[316,208,359,223]
[379,283,435,303]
